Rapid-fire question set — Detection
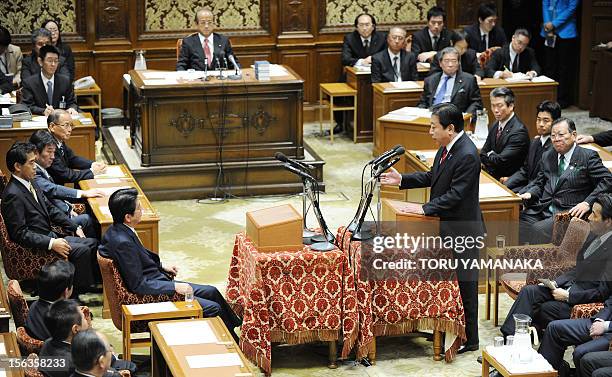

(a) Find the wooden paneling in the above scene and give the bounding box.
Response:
[96,58,131,108]
[279,50,313,103]
[315,49,344,85]
[96,0,129,41]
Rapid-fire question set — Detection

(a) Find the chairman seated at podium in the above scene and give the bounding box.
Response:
[380,103,484,354]
[176,8,239,71]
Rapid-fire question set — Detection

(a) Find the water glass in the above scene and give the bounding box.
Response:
[496,234,506,249]
[506,335,514,346]
[493,336,504,347]
[185,289,194,308]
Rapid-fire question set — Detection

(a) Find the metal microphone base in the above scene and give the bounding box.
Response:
[228,74,242,80]
[351,230,374,241]
[310,241,336,252]
[302,229,316,245]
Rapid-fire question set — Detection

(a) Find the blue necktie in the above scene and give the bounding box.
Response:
[46,80,53,105]
[433,75,449,105]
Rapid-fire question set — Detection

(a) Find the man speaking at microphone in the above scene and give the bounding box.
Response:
[177,8,238,71]
[380,102,484,354]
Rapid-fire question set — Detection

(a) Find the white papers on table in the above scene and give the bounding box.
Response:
[98,186,132,196]
[417,62,430,70]
[95,178,123,184]
[384,81,421,92]
[531,75,555,83]
[141,71,171,79]
[125,302,178,315]
[268,64,288,77]
[1,108,8,116]
[143,78,178,86]
[380,106,432,122]
[379,113,418,122]
[0,93,14,104]
[157,320,218,345]
[479,183,512,198]
[604,161,612,169]
[20,120,47,128]
[186,353,243,369]
[0,370,6,377]
[580,144,600,151]
[353,65,371,74]
[0,342,6,355]
[505,73,531,82]
[95,165,127,178]
[99,206,112,217]
[410,150,437,160]
[486,346,554,374]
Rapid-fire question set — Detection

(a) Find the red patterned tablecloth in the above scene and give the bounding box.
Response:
[226,232,358,374]
[336,228,466,362]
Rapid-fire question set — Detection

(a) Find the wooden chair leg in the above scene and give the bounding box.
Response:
[328,340,337,369]
[319,89,323,134]
[352,94,357,143]
[122,316,131,361]
[329,95,334,143]
[433,330,443,361]
[367,337,376,365]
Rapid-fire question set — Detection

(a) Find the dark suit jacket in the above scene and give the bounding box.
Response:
[56,42,75,83]
[484,44,542,77]
[428,48,484,77]
[464,24,508,53]
[593,130,612,147]
[25,299,51,341]
[34,165,80,216]
[555,235,612,306]
[411,27,452,56]
[505,136,552,193]
[400,133,484,235]
[1,178,76,250]
[480,115,530,179]
[522,146,612,215]
[417,71,483,116]
[20,73,77,115]
[47,142,93,186]
[341,30,387,67]
[371,49,418,83]
[99,223,175,295]
[40,339,123,377]
[0,71,12,94]
[21,54,70,82]
[176,33,238,71]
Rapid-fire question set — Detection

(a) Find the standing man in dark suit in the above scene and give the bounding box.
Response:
[381,103,484,354]
[428,30,484,80]
[519,118,612,244]
[341,13,386,68]
[535,194,612,376]
[21,45,77,116]
[418,46,483,120]
[176,8,238,71]
[1,142,99,294]
[45,110,106,185]
[30,130,102,238]
[21,28,70,82]
[578,130,612,148]
[501,194,612,342]
[371,27,417,83]
[480,87,530,180]
[99,188,242,341]
[411,6,452,63]
[484,29,541,78]
[464,2,507,53]
[502,100,559,193]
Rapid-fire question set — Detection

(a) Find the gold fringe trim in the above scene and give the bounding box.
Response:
[341,326,358,358]
[240,340,271,375]
[270,329,339,344]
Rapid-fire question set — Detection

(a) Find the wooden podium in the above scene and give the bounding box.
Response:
[381,198,440,237]
[246,204,303,252]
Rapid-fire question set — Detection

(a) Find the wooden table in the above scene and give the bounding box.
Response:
[129,67,304,167]
[150,317,253,377]
[481,348,557,377]
[0,332,24,376]
[584,143,612,170]
[0,113,96,176]
[121,301,202,361]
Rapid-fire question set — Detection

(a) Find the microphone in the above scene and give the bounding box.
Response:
[368,145,403,165]
[227,55,242,80]
[366,157,400,184]
[215,55,221,70]
[275,152,314,171]
[223,57,228,70]
[282,163,315,181]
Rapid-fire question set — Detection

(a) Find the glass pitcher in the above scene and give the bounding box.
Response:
[513,314,539,363]
[134,50,147,71]
[474,109,489,138]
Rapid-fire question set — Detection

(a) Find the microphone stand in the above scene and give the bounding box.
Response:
[306,179,335,251]
[203,58,209,81]
[216,57,225,80]
[301,178,316,245]
[351,183,374,241]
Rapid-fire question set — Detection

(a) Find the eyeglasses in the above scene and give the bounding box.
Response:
[389,35,406,41]
[44,58,59,64]
[441,59,458,64]
[198,20,214,26]
[357,23,372,28]
[551,132,571,139]
[55,122,74,130]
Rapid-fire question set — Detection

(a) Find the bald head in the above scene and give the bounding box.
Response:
[387,27,407,55]
[195,8,215,37]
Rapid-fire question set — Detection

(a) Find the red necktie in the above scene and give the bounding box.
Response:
[440,147,448,164]
[203,39,212,67]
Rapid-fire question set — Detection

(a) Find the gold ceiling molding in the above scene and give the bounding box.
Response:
[145,0,261,31]
[326,0,436,26]
[0,0,77,35]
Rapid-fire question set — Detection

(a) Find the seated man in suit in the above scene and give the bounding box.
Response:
[21,45,77,116]
[25,260,75,341]
[371,27,417,83]
[463,2,507,53]
[536,193,612,376]
[176,8,238,71]
[578,130,612,147]
[501,194,612,343]
[411,6,452,63]
[518,118,611,244]
[484,28,541,79]
[501,100,559,193]
[21,28,69,82]
[341,13,386,68]
[99,188,242,341]
[418,46,483,120]
[29,130,102,238]
[1,142,99,295]
[40,299,136,377]
[45,110,106,185]
[70,330,113,377]
[0,25,22,89]
[428,30,484,80]
[581,352,612,377]
[480,86,530,179]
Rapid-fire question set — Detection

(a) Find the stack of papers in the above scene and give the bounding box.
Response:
[417,62,431,70]
[95,165,127,178]
[254,61,270,81]
[125,302,178,315]
[531,75,555,83]
[157,321,218,345]
[353,65,372,73]
[384,81,421,92]
[186,353,243,369]
[479,183,512,198]
[505,73,531,82]
[380,107,432,122]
